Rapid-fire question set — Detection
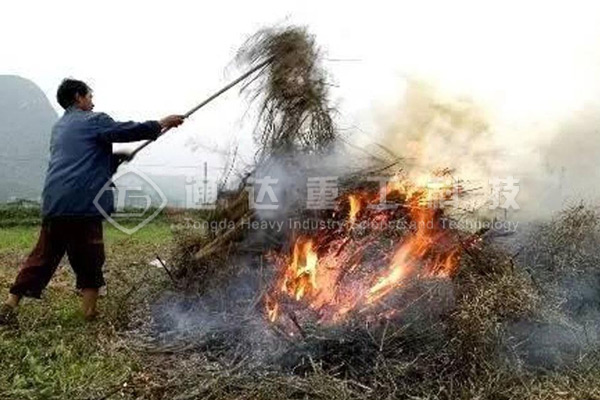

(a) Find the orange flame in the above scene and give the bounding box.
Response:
[266,172,461,325]
[278,238,320,302]
[348,194,362,225]
[366,205,439,303]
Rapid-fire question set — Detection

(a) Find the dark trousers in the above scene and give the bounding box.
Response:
[10,218,106,299]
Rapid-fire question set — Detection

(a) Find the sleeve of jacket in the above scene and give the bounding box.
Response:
[93,112,162,143]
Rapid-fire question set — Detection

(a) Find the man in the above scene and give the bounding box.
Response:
[0,78,185,323]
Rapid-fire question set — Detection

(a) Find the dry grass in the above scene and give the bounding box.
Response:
[129,204,600,400]
[237,26,337,160]
[129,25,600,400]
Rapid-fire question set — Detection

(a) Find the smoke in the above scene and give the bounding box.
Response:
[150,262,285,364]
[536,105,600,209]
[376,80,495,191]
[504,204,600,370]
[369,78,600,221]
[364,69,600,372]
[247,143,372,223]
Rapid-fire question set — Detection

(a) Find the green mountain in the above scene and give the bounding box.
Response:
[0,75,57,202]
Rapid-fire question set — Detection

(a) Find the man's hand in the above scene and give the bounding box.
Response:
[110,150,133,175]
[159,115,185,130]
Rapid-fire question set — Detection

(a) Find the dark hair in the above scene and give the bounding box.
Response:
[56,78,91,109]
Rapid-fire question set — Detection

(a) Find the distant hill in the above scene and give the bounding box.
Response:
[0,75,57,202]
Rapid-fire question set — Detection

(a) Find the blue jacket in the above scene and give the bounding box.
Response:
[41,107,161,218]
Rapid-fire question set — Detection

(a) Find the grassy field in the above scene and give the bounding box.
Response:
[3,206,600,400]
[0,217,175,400]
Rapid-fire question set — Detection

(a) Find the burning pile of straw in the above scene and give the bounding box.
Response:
[137,203,600,399]
[134,27,600,400]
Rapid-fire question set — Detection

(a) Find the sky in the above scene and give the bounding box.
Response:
[2,0,600,188]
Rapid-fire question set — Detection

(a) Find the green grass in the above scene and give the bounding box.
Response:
[0,204,175,228]
[0,221,174,254]
[0,226,39,253]
[0,299,135,400]
[0,217,175,400]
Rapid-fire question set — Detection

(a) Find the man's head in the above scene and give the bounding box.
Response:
[57,79,94,111]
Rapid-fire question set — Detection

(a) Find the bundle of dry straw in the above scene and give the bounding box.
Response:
[237,26,337,160]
